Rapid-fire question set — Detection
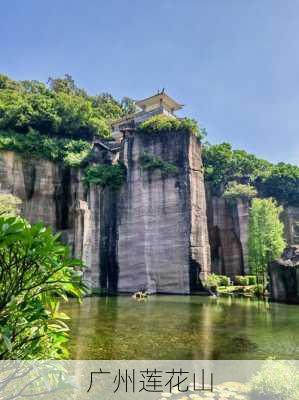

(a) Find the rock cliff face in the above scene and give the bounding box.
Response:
[1,137,298,292]
[269,246,299,304]
[206,194,249,277]
[0,130,211,294]
[117,131,210,293]
[283,206,299,246]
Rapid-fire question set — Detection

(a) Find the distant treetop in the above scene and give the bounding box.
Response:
[203,142,299,206]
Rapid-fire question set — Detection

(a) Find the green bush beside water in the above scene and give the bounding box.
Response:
[234,276,249,286]
[247,275,257,285]
[205,274,230,289]
[0,216,85,359]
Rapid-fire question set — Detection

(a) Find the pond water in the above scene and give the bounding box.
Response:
[62,295,299,360]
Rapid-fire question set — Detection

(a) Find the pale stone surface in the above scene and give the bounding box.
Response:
[117,131,211,293]
[1,144,298,291]
[188,134,211,281]
[269,246,299,304]
[207,194,249,277]
[282,206,299,246]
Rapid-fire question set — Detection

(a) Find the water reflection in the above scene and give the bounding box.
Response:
[62,296,299,360]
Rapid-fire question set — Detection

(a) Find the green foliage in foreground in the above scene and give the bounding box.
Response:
[139,152,178,175]
[0,216,86,359]
[83,163,126,190]
[0,130,92,167]
[249,360,299,400]
[248,198,286,278]
[223,181,257,201]
[0,194,22,216]
[137,115,205,139]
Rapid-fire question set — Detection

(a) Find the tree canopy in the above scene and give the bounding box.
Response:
[0,216,85,359]
[0,73,129,141]
[203,142,299,206]
[248,198,285,279]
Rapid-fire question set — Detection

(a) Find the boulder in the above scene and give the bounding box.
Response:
[268,246,299,304]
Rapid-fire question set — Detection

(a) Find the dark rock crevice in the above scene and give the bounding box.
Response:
[54,166,71,230]
[22,160,36,200]
[99,187,119,294]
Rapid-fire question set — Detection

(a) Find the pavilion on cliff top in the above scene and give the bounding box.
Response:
[111,90,183,141]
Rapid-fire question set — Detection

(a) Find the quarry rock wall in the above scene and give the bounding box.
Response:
[0,131,211,293]
[206,194,249,277]
[1,136,298,292]
[117,131,210,293]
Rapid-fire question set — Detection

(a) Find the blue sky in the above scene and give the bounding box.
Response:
[1,0,298,164]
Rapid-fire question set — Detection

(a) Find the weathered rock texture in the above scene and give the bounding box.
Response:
[282,206,299,246]
[0,130,211,294]
[269,246,299,304]
[206,193,249,277]
[117,131,210,293]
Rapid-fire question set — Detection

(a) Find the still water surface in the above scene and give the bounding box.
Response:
[62,295,299,359]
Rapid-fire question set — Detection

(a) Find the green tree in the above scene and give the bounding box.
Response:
[260,162,299,206]
[121,96,137,115]
[203,142,272,194]
[0,73,126,140]
[223,181,257,201]
[248,198,285,284]
[0,216,86,359]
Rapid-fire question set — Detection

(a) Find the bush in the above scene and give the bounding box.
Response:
[234,276,249,286]
[137,115,204,139]
[83,163,126,190]
[205,274,220,290]
[223,181,257,201]
[0,216,85,359]
[247,275,257,285]
[249,360,299,400]
[217,275,230,287]
[139,152,178,175]
[253,284,264,297]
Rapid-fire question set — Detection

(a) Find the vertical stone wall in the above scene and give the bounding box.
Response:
[117,131,211,293]
[206,194,249,277]
[282,206,299,246]
[188,134,211,283]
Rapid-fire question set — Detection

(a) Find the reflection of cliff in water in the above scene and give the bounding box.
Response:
[62,296,299,360]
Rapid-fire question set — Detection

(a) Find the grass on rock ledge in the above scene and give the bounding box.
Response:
[137,115,205,139]
[139,152,178,175]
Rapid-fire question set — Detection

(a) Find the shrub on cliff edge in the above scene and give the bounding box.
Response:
[137,115,204,139]
[83,163,126,190]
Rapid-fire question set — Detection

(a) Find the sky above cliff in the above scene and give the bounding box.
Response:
[1,0,298,164]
